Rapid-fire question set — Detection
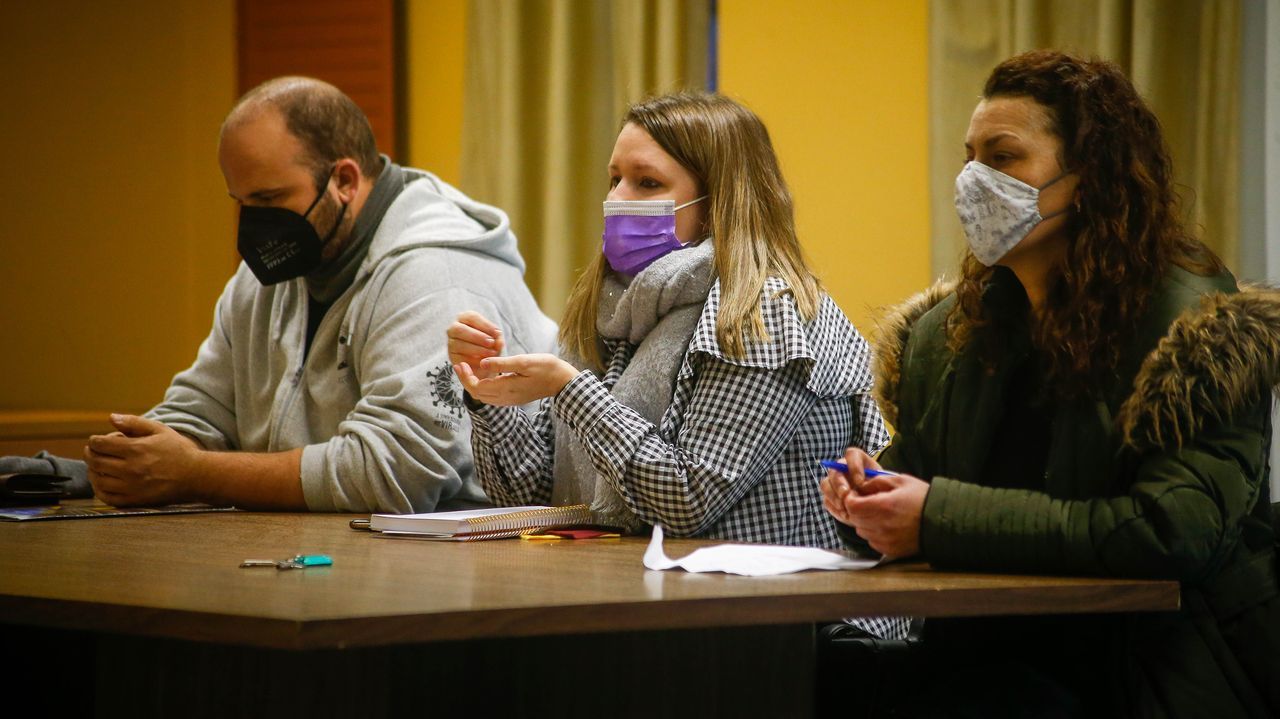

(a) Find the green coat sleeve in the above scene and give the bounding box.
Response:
[920,396,1271,581]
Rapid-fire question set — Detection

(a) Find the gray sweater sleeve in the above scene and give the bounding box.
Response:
[297,256,507,513]
[144,278,239,451]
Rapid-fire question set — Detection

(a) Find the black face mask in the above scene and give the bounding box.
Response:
[236,170,348,286]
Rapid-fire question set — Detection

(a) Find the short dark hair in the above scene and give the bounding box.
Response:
[225,77,380,182]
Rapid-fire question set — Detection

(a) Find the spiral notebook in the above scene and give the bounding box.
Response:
[364,504,593,541]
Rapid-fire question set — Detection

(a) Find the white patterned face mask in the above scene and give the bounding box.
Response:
[954,161,1071,266]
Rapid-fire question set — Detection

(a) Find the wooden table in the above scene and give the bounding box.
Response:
[0,507,1180,717]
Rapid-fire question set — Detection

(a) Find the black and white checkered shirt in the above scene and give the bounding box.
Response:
[469,279,906,639]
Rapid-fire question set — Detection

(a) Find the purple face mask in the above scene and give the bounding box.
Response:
[601,196,706,276]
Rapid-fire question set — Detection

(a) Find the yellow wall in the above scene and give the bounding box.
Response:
[719,0,931,335]
[404,0,467,185]
[402,1,931,336]
[0,2,237,413]
[0,1,927,416]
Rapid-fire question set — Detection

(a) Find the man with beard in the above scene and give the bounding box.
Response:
[24,77,555,513]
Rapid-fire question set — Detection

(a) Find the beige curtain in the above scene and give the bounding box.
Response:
[928,0,1241,277]
[461,0,710,318]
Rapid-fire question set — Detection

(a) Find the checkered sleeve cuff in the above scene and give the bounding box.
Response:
[553,371,614,433]
[467,401,522,438]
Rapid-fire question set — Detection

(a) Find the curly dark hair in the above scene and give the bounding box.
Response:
[948,50,1222,398]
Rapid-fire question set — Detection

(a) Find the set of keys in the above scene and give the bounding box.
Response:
[239,554,333,570]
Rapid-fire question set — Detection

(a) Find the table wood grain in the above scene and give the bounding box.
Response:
[0,506,1180,651]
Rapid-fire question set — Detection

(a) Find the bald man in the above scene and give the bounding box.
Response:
[79,77,555,513]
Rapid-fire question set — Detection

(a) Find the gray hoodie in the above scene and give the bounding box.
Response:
[146,169,556,513]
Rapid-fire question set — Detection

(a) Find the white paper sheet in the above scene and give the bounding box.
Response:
[642,525,879,576]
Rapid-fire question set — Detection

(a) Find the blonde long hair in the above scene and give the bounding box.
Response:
[560,92,822,368]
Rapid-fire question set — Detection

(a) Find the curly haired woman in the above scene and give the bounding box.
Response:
[822,50,1280,717]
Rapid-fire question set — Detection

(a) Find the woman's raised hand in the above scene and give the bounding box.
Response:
[448,311,505,381]
[454,353,581,407]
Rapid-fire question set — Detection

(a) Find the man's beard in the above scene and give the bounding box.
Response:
[312,190,353,262]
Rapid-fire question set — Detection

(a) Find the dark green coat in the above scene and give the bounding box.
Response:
[872,266,1279,718]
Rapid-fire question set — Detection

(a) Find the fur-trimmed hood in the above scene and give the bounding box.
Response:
[871,277,956,430]
[871,279,1280,450]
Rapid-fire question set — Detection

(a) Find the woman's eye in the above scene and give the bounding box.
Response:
[608,176,621,188]
[639,177,661,189]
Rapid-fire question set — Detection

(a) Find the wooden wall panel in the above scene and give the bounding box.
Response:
[0,1,235,423]
[237,0,398,158]
[0,411,113,459]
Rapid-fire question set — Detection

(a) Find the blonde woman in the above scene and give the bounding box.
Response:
[449,92,889,582]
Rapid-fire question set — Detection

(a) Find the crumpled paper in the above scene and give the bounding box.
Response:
[642,525,879,576]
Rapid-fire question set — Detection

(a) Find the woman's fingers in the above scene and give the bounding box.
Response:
[453,362,481,390]
[448,324,499,350]
[447,336,499,364]
[843,446,882,473]
[825,468,851,496]
[453,312,503,340]
[820,474,850,523]
[449,313,508,370]
[858,476,899,495]
[479,355,527,374]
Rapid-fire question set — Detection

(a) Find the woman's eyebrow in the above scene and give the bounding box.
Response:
[981,132,1019,148]
[964,132,1019,153]
[608,160,663,175]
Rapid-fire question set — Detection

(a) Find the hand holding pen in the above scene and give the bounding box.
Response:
[818,447,892,523]
[818,448,929,559]
[819,452,898,498]
[819,460,898,481]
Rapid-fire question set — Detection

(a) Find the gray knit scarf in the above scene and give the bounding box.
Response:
[552,240,716,531]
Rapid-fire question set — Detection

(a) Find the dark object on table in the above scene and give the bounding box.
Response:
[0,472,72,506]
[0,451,93,499]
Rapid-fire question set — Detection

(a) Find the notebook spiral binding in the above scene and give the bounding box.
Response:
[460,504,592,533]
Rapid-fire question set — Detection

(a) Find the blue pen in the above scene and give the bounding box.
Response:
[819,459,898,478]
